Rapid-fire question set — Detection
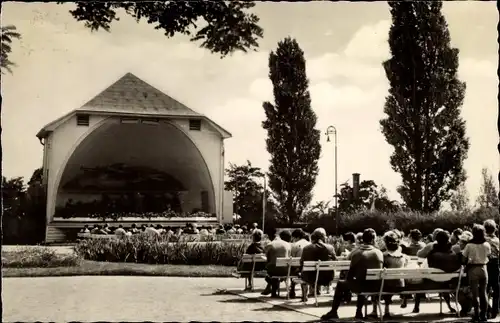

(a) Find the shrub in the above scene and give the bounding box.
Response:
[2,247,81,268]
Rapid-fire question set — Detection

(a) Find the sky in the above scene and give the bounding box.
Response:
[2,2,498,207]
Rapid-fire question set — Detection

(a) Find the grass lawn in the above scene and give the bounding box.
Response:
[2,249,236,278]
[3,260,236,278]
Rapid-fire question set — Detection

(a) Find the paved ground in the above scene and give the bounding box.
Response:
[2,277,316,322]
[6,275,500,322]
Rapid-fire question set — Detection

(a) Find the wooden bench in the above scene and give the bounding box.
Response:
[233,254,267,291]
[360,267,465,322]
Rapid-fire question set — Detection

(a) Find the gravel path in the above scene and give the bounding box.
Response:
[3,276,316,322]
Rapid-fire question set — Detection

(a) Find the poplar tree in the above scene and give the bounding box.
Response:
[381,1,469,212]
[262,37,321,224]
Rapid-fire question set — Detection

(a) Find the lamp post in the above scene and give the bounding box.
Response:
[261,174,267,233]
[325,126,338,234]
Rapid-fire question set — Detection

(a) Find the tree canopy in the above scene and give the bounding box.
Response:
[381,1,469,212]
[61,1,264,57]
[1,25,22,74]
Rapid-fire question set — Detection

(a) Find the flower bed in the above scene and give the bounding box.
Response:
[75,234,251,266]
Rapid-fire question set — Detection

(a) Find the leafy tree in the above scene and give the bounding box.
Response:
[476,168,499,208]
[337,180,399,213]
[1,25,22,74]
[449,182,470,212]
[61,2,263,57]
[262,37,321,224]
[224,161,275,224]
[381,1,469,212]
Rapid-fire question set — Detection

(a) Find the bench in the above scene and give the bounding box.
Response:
[233,254,267,291]
[291,260,352,306]
[275,257,302,298]
[360,266,465,322]
[77,233,116,239]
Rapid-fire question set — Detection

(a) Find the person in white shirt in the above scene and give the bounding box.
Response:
[114,225,127,238]
[289,228,311,299]
[145,224,160,236]
[462,224,492,321]
[199,226,209,236]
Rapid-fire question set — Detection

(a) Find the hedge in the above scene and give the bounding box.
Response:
[304,207,499,236]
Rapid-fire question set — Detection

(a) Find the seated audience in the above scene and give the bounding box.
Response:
[381,231,409,319]
[226,225,236,234]
[262,228,292,298]
[462,224,491,321]
[300,228,336,301]
[321,228,383,320]
[484,219,499,318]
[80,225,90,234]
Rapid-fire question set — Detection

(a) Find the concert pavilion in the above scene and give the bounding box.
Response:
[36,73,233,242]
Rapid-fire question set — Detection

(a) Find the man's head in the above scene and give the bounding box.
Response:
[409,229,422,243]
[435,230,451,247]
[311,228,327,243]
[292,228,305,242]
[84,224,89,229]
[451,228,463,245]
[252,229,263,243]
[343,232,356,246]
[362,228,377,246]
[458,230,473,248]
[484,219,497,235]
[432,228,444,242]
[472,224,486,243]
[383,231,400,252]
[280,230,292,242]
[355,232,364,245]
[131,223,137,228]
[118,224,123,229]
[268,227,278,240]
[252,222,258,229]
